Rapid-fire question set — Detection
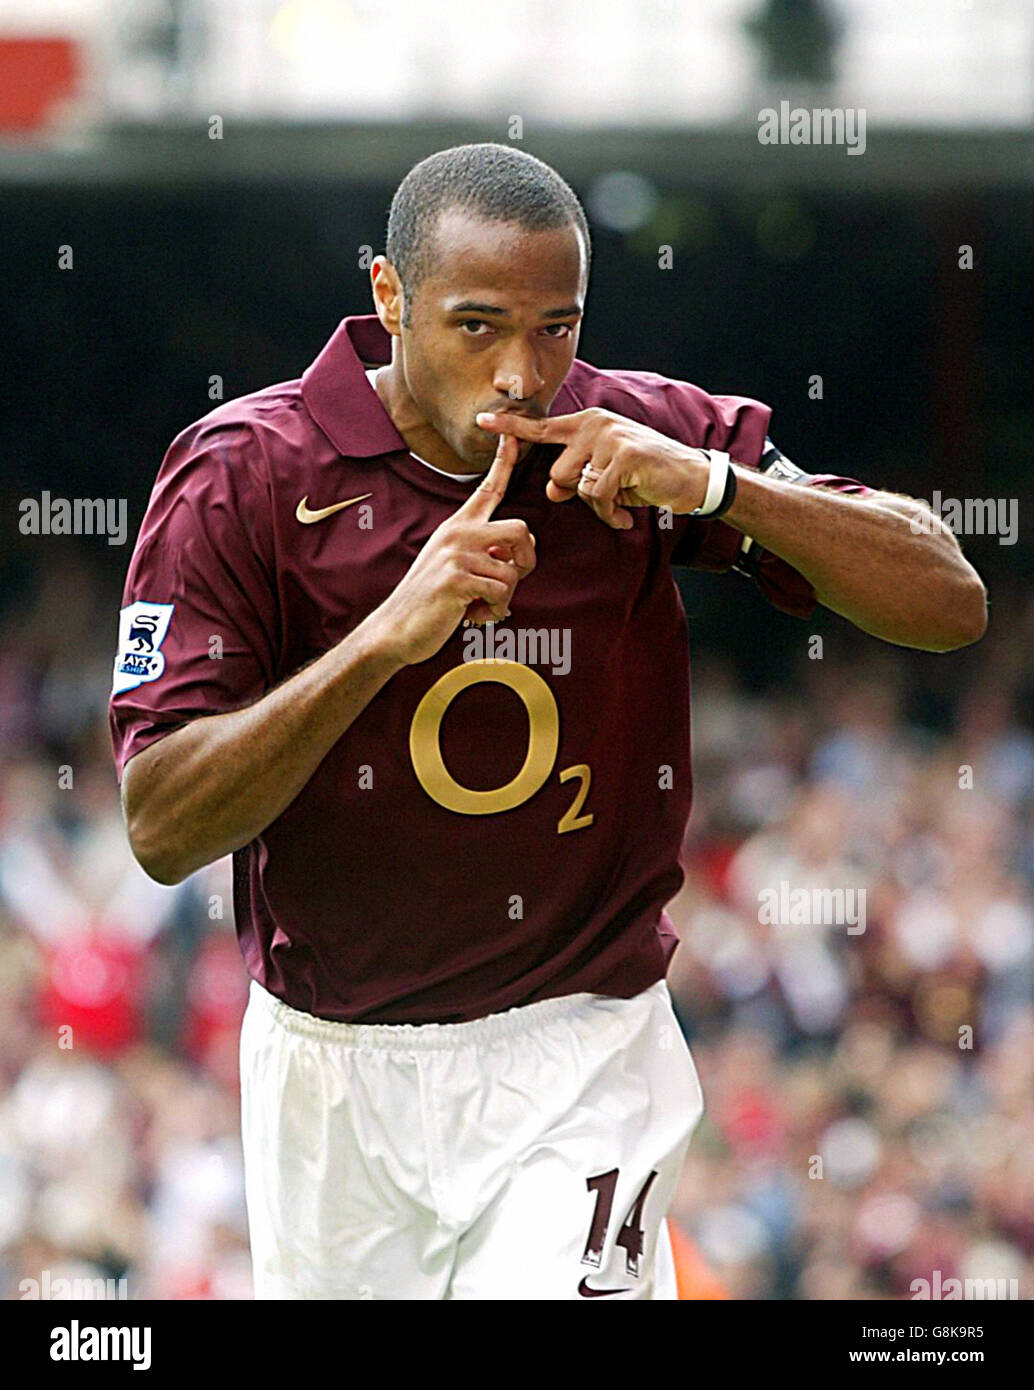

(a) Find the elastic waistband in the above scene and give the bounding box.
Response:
[246,978,664,1053]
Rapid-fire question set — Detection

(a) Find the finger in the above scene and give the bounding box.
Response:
[462,598,497,626]
[475,411,577,445]
[545,478,578,503]
[582,486,633,530]
[613,487,638,530]
[460,573,512,625]
[458,431,519,521]
[465,551,521,588]
[546,439,596,495]
[468,550,521,623]
[484,520,536,576]
[463,540,530,625]
[577,459,634,530]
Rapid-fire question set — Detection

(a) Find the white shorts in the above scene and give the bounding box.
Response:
[239,976,704,1300]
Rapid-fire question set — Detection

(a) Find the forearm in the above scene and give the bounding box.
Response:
[122,610,405,884]
[485,404,988,651]
[712,467,988,651]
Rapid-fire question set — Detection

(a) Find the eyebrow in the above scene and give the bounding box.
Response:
[447,301,583,319]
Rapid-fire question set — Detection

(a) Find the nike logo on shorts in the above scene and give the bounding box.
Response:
[577,1276,631,1298]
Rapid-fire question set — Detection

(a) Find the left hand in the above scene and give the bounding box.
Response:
[476,407,711,530]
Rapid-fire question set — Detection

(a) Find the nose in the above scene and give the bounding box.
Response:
[492,342,545,404]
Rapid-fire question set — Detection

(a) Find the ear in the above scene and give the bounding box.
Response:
[371,256,405,336]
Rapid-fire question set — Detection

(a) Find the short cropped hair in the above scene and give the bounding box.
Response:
[385,143,591,315]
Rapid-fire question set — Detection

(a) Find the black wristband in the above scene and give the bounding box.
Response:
[709,464,738,518]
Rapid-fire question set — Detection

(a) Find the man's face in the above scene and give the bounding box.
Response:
[388,210,587,468]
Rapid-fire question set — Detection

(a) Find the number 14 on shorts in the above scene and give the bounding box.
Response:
[577,1169,658,1298]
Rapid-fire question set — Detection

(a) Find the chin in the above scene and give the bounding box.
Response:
[468,430,534,467]
[463,433,499,468]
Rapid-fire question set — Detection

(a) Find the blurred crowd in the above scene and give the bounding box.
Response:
[667,587,1034,1300]
[0,557,251,1300]
[1,554,1032,1300]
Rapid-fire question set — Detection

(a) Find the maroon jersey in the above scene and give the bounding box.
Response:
[110,315,867,1023]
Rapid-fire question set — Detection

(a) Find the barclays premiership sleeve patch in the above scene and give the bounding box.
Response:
[112,601,175,694]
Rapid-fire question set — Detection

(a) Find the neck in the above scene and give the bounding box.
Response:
[371,351,486,477]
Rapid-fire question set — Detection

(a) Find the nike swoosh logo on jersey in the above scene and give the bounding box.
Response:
[577,1276,631,1298]
[295,493,372,524]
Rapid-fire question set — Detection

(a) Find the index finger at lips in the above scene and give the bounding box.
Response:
[458,431,519,520]
[476,411,575,446]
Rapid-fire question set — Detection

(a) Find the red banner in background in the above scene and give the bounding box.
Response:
[0,37,80,132]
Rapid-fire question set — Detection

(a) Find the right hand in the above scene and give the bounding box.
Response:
[371,432,537,666]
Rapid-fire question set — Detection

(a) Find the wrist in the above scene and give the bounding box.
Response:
[344,608,410,677]
[672,447,711,514]
[674,447,737,518]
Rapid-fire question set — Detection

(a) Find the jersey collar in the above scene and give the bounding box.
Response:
[301,315,407,459]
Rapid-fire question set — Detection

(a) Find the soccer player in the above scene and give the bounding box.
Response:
[110,143,987,1300]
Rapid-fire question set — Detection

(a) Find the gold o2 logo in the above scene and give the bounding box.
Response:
[409,659,593,834]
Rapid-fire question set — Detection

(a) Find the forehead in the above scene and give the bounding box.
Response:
[422,209,586,303]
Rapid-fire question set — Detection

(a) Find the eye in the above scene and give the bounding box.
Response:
[459,320,493,336]
[541,323,574,338]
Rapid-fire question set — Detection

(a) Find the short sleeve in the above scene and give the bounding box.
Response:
[669,433,871,619]
[109,423,280,780]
